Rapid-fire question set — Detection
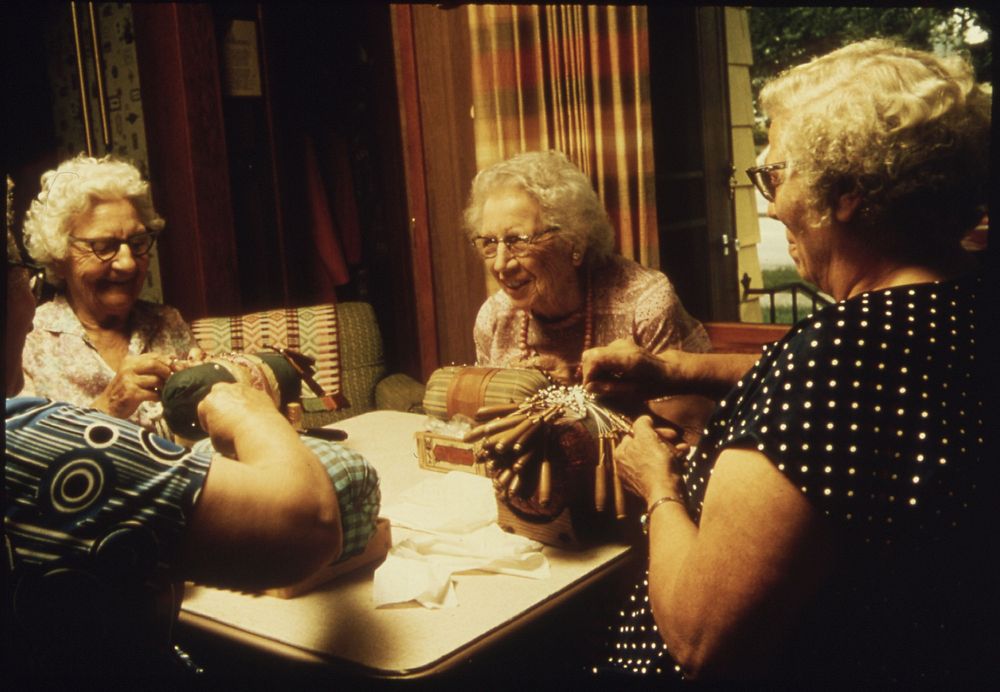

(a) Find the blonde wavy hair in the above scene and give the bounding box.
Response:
[23,154,164,285]
[760,39,990,251]
[462,150,615,265]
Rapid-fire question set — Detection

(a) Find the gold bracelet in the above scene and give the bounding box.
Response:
[640,495,686,535]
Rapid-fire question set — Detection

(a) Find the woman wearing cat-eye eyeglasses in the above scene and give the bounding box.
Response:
[20,154,201,430]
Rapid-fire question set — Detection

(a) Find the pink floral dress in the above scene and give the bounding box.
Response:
[21,294,198,431]
[474,254,711,370]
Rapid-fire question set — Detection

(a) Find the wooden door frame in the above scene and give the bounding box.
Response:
[392,4,485,378]
[391,5,440,381]
[650,5,740,322]
[696,6,741,321]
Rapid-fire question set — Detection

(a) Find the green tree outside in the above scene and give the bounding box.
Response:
[748,6,992,145]
[746,7,991,322]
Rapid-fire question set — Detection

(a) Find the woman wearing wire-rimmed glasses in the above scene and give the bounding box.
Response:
[581,40,989,682]
[463,150,710,386]
[20,154,201,430]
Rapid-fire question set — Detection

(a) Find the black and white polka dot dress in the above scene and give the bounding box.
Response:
[600,274,987,680]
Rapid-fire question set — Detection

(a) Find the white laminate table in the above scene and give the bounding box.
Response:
[179,411,633,679]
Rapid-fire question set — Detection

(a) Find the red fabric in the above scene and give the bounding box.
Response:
[327,134,363,265]
[304,135,350,292]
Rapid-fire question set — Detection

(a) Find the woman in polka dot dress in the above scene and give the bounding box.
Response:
[581,39,991,682]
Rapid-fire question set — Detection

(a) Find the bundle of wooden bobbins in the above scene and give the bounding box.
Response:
[462,385,634,520]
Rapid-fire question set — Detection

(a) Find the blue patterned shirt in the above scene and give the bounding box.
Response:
[5,397,211,676]
[5,399,380,678]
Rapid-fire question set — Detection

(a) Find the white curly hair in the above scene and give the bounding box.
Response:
[22,154,164,285]
[760,39,991,250]
[462,150,615,265]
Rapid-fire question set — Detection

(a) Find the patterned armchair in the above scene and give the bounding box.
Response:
[190,301,425,428]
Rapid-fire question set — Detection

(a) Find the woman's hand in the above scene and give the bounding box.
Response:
[581,339,676,401]
[584,339,756,401]
[169,346,208,372]
[614,415,688,505]
[93,353,174,419]
[517,353,579,385]
[181,380,343,590]
[196,381,290,458]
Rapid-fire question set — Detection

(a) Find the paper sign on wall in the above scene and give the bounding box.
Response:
[222,19,262,97]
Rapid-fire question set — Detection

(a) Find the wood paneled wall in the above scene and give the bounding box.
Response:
[132,3,241,319]
[393,5,486,373]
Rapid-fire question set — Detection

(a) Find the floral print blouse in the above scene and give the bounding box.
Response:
[21,294,198,431]
[474,254,711,370]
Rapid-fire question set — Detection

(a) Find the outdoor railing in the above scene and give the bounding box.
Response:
[741,272,833,324]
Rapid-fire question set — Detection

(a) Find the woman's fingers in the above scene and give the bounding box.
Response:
[131,372,165,393]
[584,378,640,398]
[632,415,664,442]
[580,341,633,384]
[198,382,286,456]
[582,340,673,404]
[108,354,177,412]
[124,353,174,380]
[613,416,688,503]
[652,426,681,442]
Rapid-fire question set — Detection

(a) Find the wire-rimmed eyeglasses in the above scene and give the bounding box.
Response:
[471,226,559,259]
[9,260,46,301]
[69,229,160,262]
[746,162,788,202]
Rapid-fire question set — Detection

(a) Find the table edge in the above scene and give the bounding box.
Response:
[179,546,635,679]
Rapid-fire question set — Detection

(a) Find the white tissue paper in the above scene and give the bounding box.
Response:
[373,472,550,609]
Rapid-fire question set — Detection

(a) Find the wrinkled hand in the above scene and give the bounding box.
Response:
[581,339,675,402]
[169,346,208,372]
[517,353,580,386]
[196,382,288,457]
[95,353,175,419]
[614,415,688,506]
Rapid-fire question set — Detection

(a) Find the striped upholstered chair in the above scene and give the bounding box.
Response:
[190,301,425,428]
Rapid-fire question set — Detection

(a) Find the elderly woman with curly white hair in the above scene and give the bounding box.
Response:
[21,154,200,430]
[581,40,990,682]
[465,150,710,386]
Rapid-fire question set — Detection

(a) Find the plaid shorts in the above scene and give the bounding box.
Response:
[192,435,380,560]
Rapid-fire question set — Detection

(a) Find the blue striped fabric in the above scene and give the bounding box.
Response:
[5,397,210,569]
[4,396,212,675]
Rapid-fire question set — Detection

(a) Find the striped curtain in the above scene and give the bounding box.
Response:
[468,4,659,267]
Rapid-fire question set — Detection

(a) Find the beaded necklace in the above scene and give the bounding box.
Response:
[518,271,593,359]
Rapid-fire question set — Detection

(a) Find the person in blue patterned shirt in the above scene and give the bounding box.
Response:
[5,223,379,679]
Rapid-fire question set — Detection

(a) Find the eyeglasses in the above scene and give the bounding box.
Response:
[9,260,46,302]
[69,229,159,262]
[746,162,788,202]
[471,227,559,259]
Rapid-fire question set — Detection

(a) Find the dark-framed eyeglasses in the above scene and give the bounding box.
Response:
[746,162,788,202]
[69,229,160,262]
[8,260,46,302]
[471,226,559,259]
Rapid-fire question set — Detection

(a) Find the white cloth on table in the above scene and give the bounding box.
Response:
[373,472,549,609]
